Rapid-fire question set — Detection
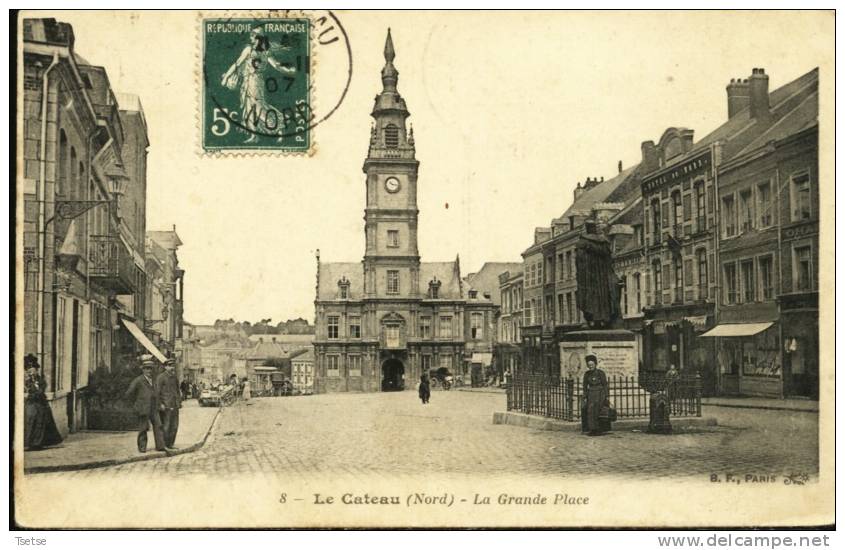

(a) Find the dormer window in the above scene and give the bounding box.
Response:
[384,124,400,148]
[468,289,478,299]
[338,275,350,300]
[428,277,441,299]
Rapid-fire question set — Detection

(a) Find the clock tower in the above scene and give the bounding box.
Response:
[362,29,420,298]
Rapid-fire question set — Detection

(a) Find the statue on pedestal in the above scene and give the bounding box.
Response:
[575,219,622,328]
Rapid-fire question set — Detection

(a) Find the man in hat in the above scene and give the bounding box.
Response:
[155,357,182,449]
[124,357,166,453]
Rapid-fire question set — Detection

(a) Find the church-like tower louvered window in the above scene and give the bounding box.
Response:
[384,124,399,148]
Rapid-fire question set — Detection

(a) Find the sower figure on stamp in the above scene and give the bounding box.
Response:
[221,26,296,143]
[155,358,182,449]
[124,357,166,453]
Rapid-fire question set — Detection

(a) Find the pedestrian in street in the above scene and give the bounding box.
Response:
[665,363,680,414]
[581,354,612,436]
[124,358,166,453]
[418,373,431,404]
[23,354,63,451]
[155,358,182,449]
[180,379,190,401]
[242,377,252,401]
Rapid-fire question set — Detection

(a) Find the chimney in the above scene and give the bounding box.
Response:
[573,181,583,201]
[618,160,623,174]
[726,77,750,118]
[641,140,659,173]
[749,68,770,119]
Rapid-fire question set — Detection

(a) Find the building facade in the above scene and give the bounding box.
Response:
[519,166,643,377]
[712,68,818,398]
[497,269,523,378]
[21,19,149,434]
[292,349,315,394]
[146,227,185,362]
[313,31,498,393]
[640,67,818,398]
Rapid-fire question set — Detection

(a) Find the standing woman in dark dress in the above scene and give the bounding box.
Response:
[418,373,431,405]
[581,354,611,436]
[23,354,63,450]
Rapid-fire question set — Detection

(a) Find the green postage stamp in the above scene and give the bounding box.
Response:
[201,17,312,153]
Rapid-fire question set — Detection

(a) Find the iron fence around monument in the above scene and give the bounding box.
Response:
[506,373,702,422]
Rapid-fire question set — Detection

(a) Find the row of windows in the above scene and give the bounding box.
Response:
[525,261,544,288]
[721,173,811,239]
[324,353,453,377]
[501,319,522,343]
[501,285,523,313]
[59,129,111,240]
[648,181,708,242]
[722,256,776,305]
[650,249,710,304]
[326,314,483,340]
[645,244,812,307]
[722,246,813,304]
[523,295,583,326]
[619,273,643,316]
[554,250,576,283]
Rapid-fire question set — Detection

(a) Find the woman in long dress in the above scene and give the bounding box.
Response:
[24,354,63,450]
[221,28,296,142]
[581,354,611,436]
[242,378,251,401]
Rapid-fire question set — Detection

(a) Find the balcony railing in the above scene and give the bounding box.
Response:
[88,234,135,294]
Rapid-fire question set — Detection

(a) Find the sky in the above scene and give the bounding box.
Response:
[44,10,832,325]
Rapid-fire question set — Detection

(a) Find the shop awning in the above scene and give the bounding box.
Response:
[685,315,709,330]
[699,322,773,338]
[471,352,493,366]
[253,366,277,372]
[121,318,168,363]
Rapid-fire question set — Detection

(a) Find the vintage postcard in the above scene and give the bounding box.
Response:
[13,10,834,530]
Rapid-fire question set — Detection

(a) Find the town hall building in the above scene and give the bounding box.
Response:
[313,30,498,393]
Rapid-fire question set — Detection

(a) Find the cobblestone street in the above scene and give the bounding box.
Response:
[34,391,818,482]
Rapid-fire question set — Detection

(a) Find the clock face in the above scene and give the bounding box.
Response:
[384,177,401,193]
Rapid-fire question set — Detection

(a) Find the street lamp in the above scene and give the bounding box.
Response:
[47,171,129,224]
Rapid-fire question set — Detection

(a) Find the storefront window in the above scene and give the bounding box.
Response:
[741,328,781,377]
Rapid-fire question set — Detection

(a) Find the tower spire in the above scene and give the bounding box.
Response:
[366,28,414,161]
[381,28,398,92]
[384,28,395,63]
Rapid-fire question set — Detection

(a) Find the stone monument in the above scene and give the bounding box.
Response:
[563,220,646,410]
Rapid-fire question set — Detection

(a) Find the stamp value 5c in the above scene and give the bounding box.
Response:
[202,17,312,153]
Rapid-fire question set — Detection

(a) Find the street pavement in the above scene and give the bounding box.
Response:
[30,390,818,481]
[24,399,219,473]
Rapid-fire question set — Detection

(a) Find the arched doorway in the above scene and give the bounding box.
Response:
[381,358,405,391]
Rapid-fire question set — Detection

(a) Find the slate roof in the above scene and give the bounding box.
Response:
[317,261,462,300]
[560,164,640,218]
[662,67,819,169]
[291,349,315,363]
[736,92,818,156]
[248,339,312,360]
[317,262,364,300]
[464,262,523,305]
[419,261,463,299]
[248,334,314,344]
